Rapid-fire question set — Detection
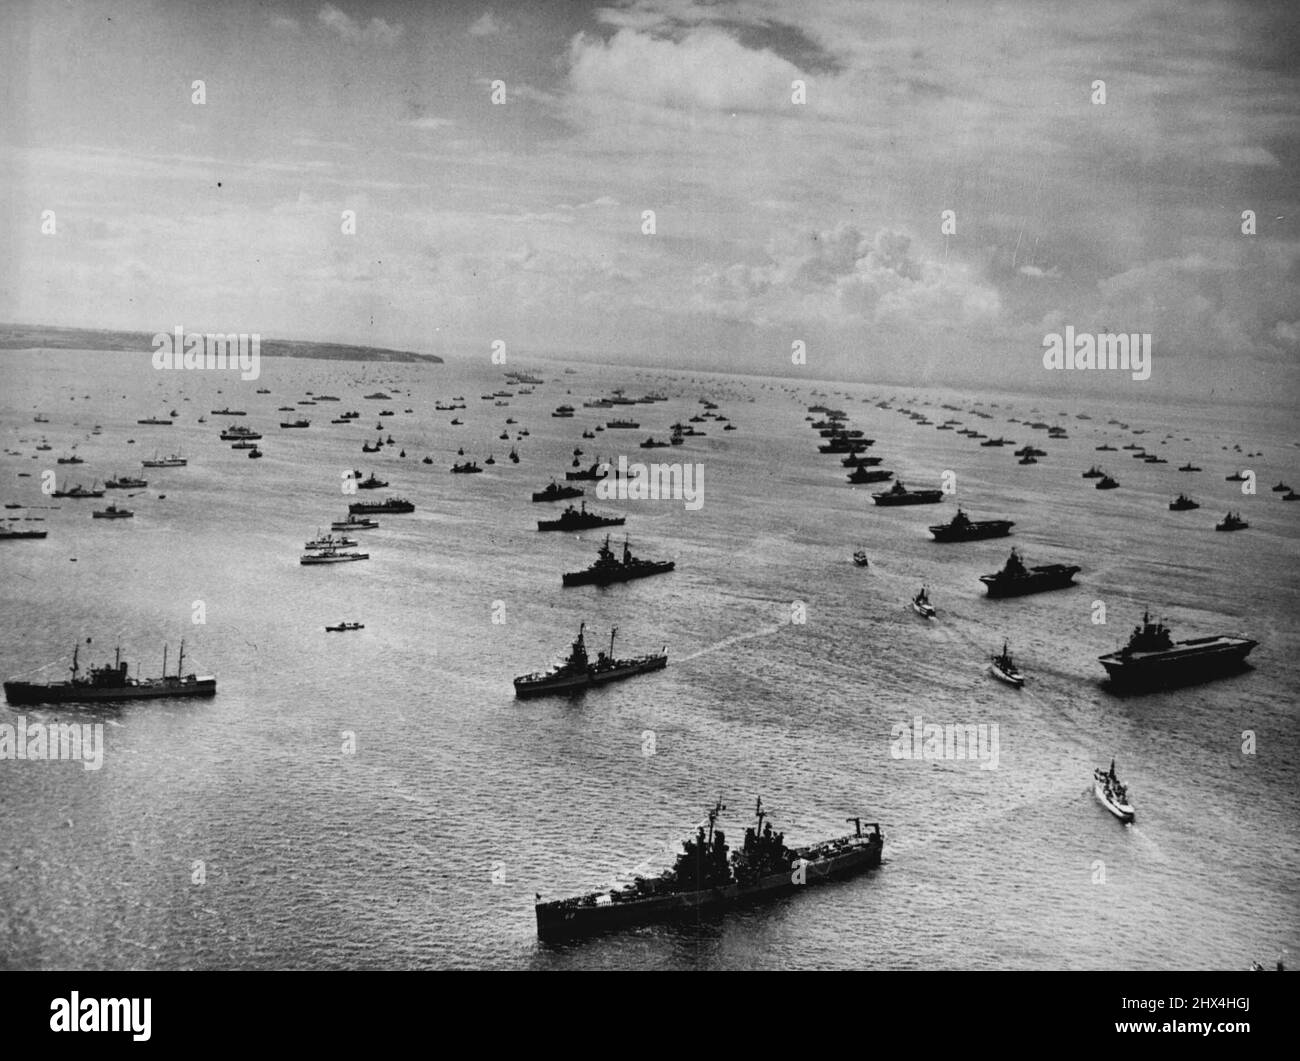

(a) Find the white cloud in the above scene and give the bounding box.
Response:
[318,4,402,46]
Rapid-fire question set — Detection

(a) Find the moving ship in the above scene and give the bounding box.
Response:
[911,586,935,619]
[535,799,883,940]
[1097,610,1257,690]
[3,641,216,705]
[979,548,1079,597]
[928,508,1014,542]
[561,536,674,587]
[872,480,944,506]
[1094,760,1135,823]
[989,641,1024,686]
[514,623,665,698]
[537,502,624,532]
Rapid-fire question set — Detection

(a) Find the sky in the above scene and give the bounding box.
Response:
[1,0,1297,400]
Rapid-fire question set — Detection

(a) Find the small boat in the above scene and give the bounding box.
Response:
[325,622,365,632]
[484,455,496,465]
[1017,455,1038,465]
[450,418,463,425]
[1096,444,1117,451]
[911,586,935,619]
[1094,760,1135,824]
[852,551,869,568]
[509,448,519,464]
[1215,511,1248,531]
[989,641,1024,686]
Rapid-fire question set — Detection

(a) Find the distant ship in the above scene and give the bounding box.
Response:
[348,497,414,514]
[989,641,1024,686]
[1169,494,1199,511]
[533,481,584,503]
[535,799,883,940]
[300,546,369,565]
[451,461,482,474]
[928,507,1013,542]
[3,641,216,705]
[872,480,944,506]
[979,548,1079,597]
[1095,474,1119,490]
[537,502,624,532]
[514,623,665,698]
[1081,466,1104,478]
[356,473,389,489]
[1097,610,1257,690]
[561,536,674,587]
[1215,511,1248,531]
[847,466,892,484]
[136,417,172,425]
[0,526,47,540]
[1178,462,1201,471]
[141,453,186,467]
[92,504,133,519]
[606,419,640,429]
[1094,760,1134,824]
[305,533,357,549]
[280,419,310,429]
[1226,471,1248,482]
[331,515,379,530]
[52,482,104,499]
[220,426,261,440]
[210,408,245,416]
[566,460,609,482]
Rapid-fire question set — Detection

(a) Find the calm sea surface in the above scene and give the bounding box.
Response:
[1,348,1296,970]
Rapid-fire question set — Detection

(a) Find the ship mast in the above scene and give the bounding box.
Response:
[609,626,617,658]
[162,643,167,679]
[178,640,185,678]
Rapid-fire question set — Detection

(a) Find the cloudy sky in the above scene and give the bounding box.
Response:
[2,0,1297,398]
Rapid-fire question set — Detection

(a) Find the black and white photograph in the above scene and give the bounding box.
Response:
[0,0,1295,1019]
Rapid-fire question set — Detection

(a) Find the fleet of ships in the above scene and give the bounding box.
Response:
[1,367,1282,945]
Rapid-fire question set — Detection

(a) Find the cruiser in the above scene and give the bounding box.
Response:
[3,641,216,705]
[561,536,674,587]
[514,623,665,698]
[348,497,414,515]
[535,799,883,940]
[1097,610,1257,690]
[1093,760,1135,823]
[979,548,1080,597]
[872,480,944,506]
[537,502,625,532]
[928,507,1014,542]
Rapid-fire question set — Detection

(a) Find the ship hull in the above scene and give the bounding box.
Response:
[3,678,216,706]
[1098,638,1257,691]
[514,655,666,698]
[537,517,625,532]
[536,841,881,939]
[873,493,944,506]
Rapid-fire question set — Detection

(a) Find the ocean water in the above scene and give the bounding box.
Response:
[0,347,1296,970]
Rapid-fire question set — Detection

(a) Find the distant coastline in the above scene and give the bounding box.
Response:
[0,323,442,365]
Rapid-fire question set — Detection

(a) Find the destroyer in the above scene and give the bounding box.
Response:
[979,548,1079,597]
[928,507,1013,542]
[561,536,674,587]
[1097,610,1256,690]
[4,642,215,705]
[537,502,624,532]
[535,799,882,939]
[532,480,584,503]
[514,623,665,698]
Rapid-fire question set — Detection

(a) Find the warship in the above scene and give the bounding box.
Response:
[1169,494,1199,511]
[1215,511,1248,531]
[561,536,674,587]
[928,507,1014,542]
[532,480,584,503]
[92,504,133,519]
[0,526,48,540]
[513,623,665,698]
[535,799,883,940]
[566,460,609,482]
[847,466,893,484]
[4,641,216,705]
[1094,760,1135,823]
[979,548,1080,597]
[1097,610,1257,690]
[537,502,625,532]
[348,496,414,515]
[872,480,944,506]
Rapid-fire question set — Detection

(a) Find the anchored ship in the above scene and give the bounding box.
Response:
[532,480,584,503]
[872,480,944,506]
[979,548,1080,597]
[3,641,216,705]
[1097,610,1256,690]
[348,496,414,514]
[537,502,624,532]
[928,507,1014,542]
[561,536,674,587]
[535,799,883,940]
[514,623,665,698]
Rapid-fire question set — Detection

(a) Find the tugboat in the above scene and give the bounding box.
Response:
[911,585,936,619]
[247,447,263,459]
[989,641,1024,686]
[1093,760,1135,824]
[872,480,945,506]
[1169,494,1199,511]
[537,502,625,532]
[513,624,666,698]
[349,496,414,515]
[92,503,134,519]
[535,799,883,940]
[979,548,1080,597]
[1215,511,1248,531]
[3,641,216,705]
[1097,610,1257,690]
[561,536,674,587]
[1095,474,1119,490]
[533,480,584,503]
[928,507,1014,542]
[325,622,365,632]
[847,466,893,484]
